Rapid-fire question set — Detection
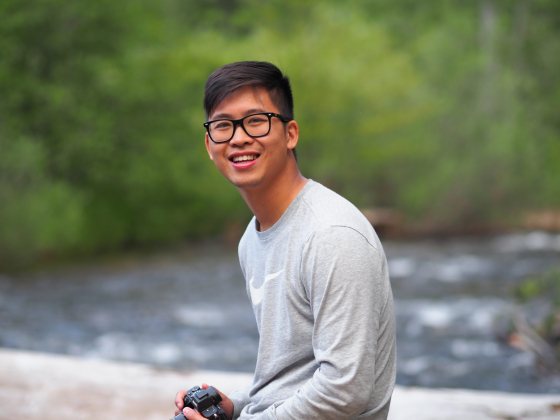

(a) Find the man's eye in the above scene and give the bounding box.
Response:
[247,117,267,125]
[215,122,232,130]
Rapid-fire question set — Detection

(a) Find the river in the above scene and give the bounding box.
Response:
[1,231,559,393]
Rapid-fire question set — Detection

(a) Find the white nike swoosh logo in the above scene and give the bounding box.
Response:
[249,269,284,305]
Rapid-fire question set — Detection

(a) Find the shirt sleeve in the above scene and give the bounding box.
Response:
[271,226,396,420]
[229,383,252,420]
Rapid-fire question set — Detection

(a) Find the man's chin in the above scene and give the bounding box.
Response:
[230,177,265,191]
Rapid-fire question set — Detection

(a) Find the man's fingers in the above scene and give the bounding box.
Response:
[202,383,225,399]
[183,407,205,420]
[175,390,188,409]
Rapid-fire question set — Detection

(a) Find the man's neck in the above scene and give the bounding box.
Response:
[239,167,308,232]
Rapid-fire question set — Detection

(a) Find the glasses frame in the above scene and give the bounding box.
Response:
[203,112,292,144]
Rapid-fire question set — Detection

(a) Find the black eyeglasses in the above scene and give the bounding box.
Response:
[203,112,292,143]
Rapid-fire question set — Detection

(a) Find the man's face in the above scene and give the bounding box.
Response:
[205,85,298,191]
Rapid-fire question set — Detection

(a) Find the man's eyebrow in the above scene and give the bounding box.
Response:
[211,108,267,120]
[245,108,267,115]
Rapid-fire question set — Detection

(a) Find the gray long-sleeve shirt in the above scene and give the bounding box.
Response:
[230,180,396,420]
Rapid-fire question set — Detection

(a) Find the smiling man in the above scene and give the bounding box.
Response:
[175,61,396,420]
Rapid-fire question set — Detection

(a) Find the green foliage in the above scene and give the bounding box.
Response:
[513,269,560,361]
[515,269,560,306]
[1,0,560,266]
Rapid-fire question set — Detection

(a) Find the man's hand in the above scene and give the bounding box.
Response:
[174,383,234,420]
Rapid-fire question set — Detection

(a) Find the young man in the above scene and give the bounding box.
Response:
[175,61,396,420]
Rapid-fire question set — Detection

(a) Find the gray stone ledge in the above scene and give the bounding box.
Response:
[1,348,559,420]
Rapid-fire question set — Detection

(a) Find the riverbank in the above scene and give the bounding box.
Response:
[1,348,559,420]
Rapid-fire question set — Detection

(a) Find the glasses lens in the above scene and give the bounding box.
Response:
[208,120,234,142]
[243,114,270,137]
[207,114,271,142]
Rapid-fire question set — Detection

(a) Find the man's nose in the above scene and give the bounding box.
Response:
[229,123,254,146]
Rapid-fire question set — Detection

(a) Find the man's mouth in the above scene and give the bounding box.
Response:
[230,154,260,163]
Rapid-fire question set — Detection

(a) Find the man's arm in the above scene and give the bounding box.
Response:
[228,383,252,419]
[268,226,396,420]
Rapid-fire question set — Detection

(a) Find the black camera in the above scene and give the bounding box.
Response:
[171,385,228,420]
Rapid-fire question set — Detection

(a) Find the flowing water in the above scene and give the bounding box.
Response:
[1,231,560,393]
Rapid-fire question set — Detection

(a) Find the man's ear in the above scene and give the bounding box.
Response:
[205,133,214,161]
[286,120,299,151]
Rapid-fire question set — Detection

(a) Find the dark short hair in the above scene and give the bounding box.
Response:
[204,61,294,119]
[203,61,297,160]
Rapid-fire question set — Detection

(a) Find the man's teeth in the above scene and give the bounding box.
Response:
[232,155,258,163]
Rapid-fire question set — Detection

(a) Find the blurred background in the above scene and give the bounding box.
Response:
[1,0,560,394]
